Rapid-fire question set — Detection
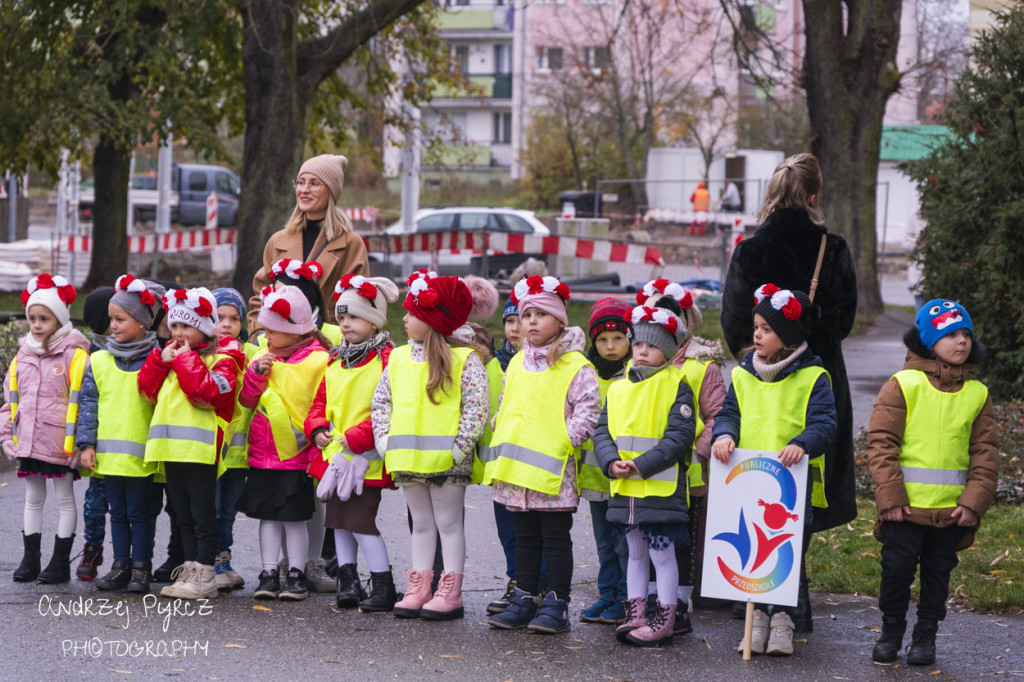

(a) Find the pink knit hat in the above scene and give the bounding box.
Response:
[258,285,317,335]
[511,275,571,326]
[297,154,348,202]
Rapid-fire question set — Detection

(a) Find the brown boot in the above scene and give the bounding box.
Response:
[421,571,464,620]
[393,569,433,619]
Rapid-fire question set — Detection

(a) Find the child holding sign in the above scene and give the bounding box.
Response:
[866,300,997,666]
[711,284,836,656]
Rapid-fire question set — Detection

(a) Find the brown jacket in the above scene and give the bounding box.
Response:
[866,342,999,549]
[248,226,369,332]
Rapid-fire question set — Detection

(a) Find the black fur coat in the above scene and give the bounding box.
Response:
[721,208,858,531]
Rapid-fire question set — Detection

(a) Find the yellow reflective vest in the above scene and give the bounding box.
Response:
[471,357,504,485]
[322,354,385,481]
[606,365,684,498]
[251,345,328,461]
[893,369,987,509]
[385,345,473,476]
[90,351,158,478]
[578,373,621,494]
[679,358,711,493]
[483,350,589,495]
[221,339,262,468]
[9,347,88,457]
[732,365,830,508]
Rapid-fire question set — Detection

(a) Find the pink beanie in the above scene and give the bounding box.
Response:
[297,154,348,203]
[258,285,317,335]
[511,275,571,326]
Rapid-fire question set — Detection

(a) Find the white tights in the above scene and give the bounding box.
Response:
[625,528,677,605]
[24,475,76,538]
[402,482,466,573]
[334,529,390,573]
[260,520,308,572]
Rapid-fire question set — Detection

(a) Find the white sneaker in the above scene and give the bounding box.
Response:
[737,609,770,654]
[305,559,337,593]
[766,612,795,655]
[160,561,194,598]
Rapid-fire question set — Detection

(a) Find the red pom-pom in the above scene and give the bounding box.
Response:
[140,290,156,307]
[117,273,135,290]
[261,284,274,300]
[554,282,571,301]
[307,262,323,279]
[20,289,30,306]
[653,278,670,292]
[269,298,291,318]
[781,298,801,320]
[525,275,545,294]
[59,284,77,305]
[358,282,377,300]
[36,273,55,289]
[340,274,355,288]
[174,289,188,302]
[417,289,439,309]
[679,291,693,310]
[665,317,678,336]
[635,291,645,305]
[195,297,213,318]
[761,283,780,297]
[406,269,430,287]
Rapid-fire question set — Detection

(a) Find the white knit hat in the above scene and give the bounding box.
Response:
[332,275,400,329]
[163,287,219,338]
[22,273,76,328]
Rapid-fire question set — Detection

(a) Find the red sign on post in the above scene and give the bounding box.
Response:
[205,192,218,230]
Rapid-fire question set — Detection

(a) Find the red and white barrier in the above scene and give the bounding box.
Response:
[205,193,218,230]
[61,228,236,254]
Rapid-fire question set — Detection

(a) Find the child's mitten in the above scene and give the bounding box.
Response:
[349,454,370,496]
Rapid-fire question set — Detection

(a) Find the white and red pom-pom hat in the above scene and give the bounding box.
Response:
[258,285,316,335]
[636,278,702,331]
[630,304,685,360]
[511,275,571,326]
[163,287,219,338]
[332,274,400,329]
[22,273,76,327]
[752,283,815,348]
[110,273,164,328]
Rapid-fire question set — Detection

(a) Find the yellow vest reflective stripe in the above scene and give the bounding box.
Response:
[323,354,384,481]
[252,346,329,461]
[679,359,710,491]
[90,351,158,477]
[894,369,987,509]
[578,373,619,494]
[484,351,589,495]
[8,347,88,456]
[732,364,831,509]
[385,345,472,475]
[145,353,232,466]
[471,357,504,485]
[606,365,682,498]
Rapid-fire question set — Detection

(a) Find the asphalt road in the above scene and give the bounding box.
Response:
[1,310,1020,681]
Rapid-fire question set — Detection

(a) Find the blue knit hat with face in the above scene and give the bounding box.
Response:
[502,296,519,322]
[916,298,973,349]
[212,287,247,321]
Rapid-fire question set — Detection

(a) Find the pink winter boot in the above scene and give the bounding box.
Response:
[420,571,464,620]
[627,600,677,647]
[394,569,434,619]
[615,597,647,643]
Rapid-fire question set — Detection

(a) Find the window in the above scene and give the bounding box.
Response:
[458,213,500,231]
[494,44,512,75]
[452,45,470,75]
[581,46,610,70]
[493,112,512,143]
[417,213,456,233]
[499,214,533,233]
[215,172,239,195]
[535,46,563,71]
[187,171,207,192]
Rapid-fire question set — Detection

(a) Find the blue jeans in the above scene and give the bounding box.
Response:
[105,475,155,562]
[493,500,547,583]
[216,468,247,553]
[589,499,628,601]
[82,476,107,546]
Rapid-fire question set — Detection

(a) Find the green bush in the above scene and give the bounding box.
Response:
[905,6,1024,399]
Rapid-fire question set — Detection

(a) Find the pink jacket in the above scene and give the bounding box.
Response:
[0,330,90,465]
[240,337,327,471]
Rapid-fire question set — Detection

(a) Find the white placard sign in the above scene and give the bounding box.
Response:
[700,448,808,607]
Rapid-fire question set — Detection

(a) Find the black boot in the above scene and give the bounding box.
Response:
[906,619,938,666]
[731,601,746,619]
[96,559,133,591]
[793,574,813,632]
[871,616,906,663]
[126,561,152,594]
[13,532,42,582]
[38,534,75,584]
[152,556,183,583]
[359,568,398,613]
[76,543,103,581]
[335,563,368,609]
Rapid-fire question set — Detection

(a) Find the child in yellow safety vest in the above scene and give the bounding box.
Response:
[371,271,489,621]
[484,276,602,635]
[77,275,164,593]
[306,275,400,613]
[578,297,632,626]
[642,278,727,634]
[139,287,245,600]
[593,297,697,648]
[866,299,998,667]
[1,274,89,584]
[711,284,836,656]
[233,285,329,602]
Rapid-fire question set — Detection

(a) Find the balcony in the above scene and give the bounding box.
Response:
[438,5,512,31]
[433,73,513,100]
[427,141,513,168]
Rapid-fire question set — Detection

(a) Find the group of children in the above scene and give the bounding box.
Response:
[1,260,997,663]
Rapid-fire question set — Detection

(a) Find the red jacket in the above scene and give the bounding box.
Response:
[137,340,245,453]
[305,343,394,488]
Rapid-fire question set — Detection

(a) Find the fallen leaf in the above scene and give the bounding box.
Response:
[109,671,132,675]
[418,655,423,661]
[224,644,249,649]
[252,605,272,612]
[323,660,345,665]
[439,655,464,659]
[561,645,583,650]
[859,552,878,558]
[930,671,941,676]
[991,551,1009,567]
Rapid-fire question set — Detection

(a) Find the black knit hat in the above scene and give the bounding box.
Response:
[752,283,820,348]
[82,286,115,336]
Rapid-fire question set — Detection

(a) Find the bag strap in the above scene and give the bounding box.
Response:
[809,234,827,302]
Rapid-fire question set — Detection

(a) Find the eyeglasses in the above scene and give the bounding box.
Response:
[292,179,324,190]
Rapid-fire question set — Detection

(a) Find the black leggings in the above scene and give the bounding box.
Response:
[512,510,574,601]
[164,462,218,566]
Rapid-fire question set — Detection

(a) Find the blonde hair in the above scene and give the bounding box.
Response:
[422,327,487,404]
[283,194,353,242]
[756,153,825,226]
[546,328,568,367]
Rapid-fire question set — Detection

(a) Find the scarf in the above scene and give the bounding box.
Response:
[332,331,391,369]
[586,344,630,381]
[495,338,517,371]
[24,321,74,356]
[266,336,316,360]
[628,361,669,383]
[106,331,159,362]
[751,341,808,382]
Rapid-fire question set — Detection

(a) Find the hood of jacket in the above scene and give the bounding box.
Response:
[901,326,984,391]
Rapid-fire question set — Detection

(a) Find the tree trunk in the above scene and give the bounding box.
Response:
[802,0,902,317]
[85,139,131,290]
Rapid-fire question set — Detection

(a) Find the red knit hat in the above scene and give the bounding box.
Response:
[402,270,474,337]
[588,297,632,340]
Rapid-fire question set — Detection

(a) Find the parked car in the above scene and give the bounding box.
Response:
[370,207,551,277]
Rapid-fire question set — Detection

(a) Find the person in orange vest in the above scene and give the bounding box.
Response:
[689,182,710,236]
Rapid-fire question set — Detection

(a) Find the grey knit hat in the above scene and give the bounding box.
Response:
[110,274,165,328]
[629,302,685,362]
[297,154,348,202]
